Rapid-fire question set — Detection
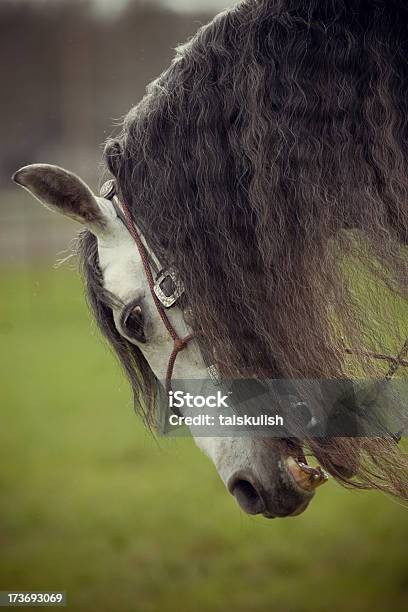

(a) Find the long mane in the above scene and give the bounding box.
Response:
[83,0,408,498]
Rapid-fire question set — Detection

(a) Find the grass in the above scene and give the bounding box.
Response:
[0,266,407,612]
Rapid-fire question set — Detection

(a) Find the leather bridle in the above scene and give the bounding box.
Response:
[100,179,195,397]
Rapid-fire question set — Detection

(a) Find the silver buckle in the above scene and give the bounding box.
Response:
[100,179,116,200]
[154,268,184,308]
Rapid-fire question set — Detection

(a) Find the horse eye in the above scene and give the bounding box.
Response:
[121,302,146,343]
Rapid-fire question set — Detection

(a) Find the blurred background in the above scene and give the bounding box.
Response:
[0,1,407,611]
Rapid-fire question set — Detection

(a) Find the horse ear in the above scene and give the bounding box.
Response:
[12,164,111,237]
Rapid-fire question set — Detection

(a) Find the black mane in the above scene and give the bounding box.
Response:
[79,0,407,498]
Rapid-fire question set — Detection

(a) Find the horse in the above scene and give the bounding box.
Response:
[13,0,408,518]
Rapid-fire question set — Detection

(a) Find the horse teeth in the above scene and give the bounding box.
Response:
[286,456,328,491]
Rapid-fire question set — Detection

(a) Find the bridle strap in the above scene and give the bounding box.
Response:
[101,180,195,398]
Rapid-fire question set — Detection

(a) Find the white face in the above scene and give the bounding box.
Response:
[13,163,327,519]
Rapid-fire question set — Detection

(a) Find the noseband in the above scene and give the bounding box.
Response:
[100,179,194,398]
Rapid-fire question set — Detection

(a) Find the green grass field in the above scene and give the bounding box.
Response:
[0,267,407,612]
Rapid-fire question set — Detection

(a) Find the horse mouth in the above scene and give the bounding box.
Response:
[282,439,328,494]
[227,439,328,519]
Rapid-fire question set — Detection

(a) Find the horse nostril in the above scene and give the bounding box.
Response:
[231,479,266,515]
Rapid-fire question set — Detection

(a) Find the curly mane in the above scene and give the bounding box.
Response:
[89,0,407,497]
